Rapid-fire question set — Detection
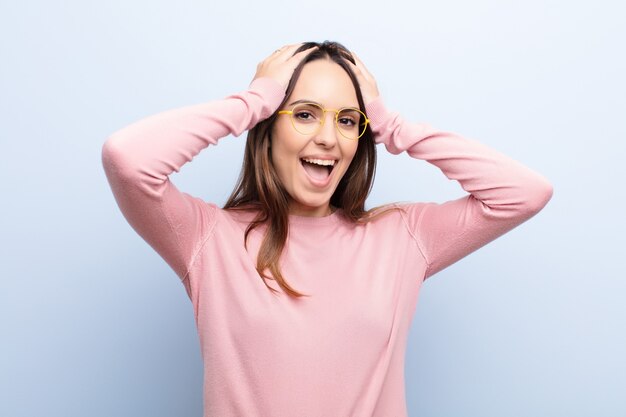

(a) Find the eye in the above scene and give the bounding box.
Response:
[337,109,360,128]
[292,104,322,123]
[294,111,315,121]
[338,116,357,127]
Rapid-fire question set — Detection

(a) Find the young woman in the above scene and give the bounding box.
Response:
[102,41,553,417]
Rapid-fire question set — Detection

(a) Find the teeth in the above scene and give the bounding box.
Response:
[301,158,336,167]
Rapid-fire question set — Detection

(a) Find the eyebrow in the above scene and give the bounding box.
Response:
[287,99,359,109]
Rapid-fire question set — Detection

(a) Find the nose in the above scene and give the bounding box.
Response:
[313,111,339,147]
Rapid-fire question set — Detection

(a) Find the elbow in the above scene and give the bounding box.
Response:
[101,135,120,172]
[101,130,126,157]
[101,133,134,179]
[522,176,554,215]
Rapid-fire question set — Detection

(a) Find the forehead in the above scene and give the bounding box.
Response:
[287,59,359,109]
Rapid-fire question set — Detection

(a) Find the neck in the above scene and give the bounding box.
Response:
[288,203,336,217]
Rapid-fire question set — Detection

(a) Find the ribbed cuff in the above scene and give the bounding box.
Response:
[248,77,286,112]
[364,96,390,145]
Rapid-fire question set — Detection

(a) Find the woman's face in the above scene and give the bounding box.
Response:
[271,59,360,217]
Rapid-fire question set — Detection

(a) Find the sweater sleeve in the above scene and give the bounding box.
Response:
[101,77,285,282]
[365,97,554,281]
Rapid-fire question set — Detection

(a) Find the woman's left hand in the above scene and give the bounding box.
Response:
[346,52,380,106]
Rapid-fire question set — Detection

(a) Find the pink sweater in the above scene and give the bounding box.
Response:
[101,77,553,416]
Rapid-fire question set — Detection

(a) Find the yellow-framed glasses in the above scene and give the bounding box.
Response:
[278,102,370,140]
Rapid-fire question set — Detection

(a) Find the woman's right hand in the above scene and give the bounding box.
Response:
[252,43,318,91]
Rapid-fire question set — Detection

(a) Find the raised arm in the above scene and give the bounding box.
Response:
[101,77,285,281]
[367,98,553,280]
[101,43,316,284]
[348,53,553,281]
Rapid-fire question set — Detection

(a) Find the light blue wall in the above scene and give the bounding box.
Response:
[2,1,624,416]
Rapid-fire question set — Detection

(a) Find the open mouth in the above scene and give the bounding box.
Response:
[300,158,336,181]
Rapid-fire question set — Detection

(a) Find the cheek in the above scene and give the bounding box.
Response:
[344,141,360,164]
[272,124,304,160]
[270,134,298,175]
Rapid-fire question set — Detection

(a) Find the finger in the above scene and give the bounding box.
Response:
[350,53,372,80]
[280,43,305,54]
[272,46,288,55]
[344,55,358,69]
[344,55,364,76]
[351,53,367,70]
[269,43,307,60]
[291,45,318,57]
[289,43,317,54]
[270,44,295,56]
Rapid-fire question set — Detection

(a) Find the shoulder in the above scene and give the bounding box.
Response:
[360,201,433,233]
[216,204,261,227]
[361,201,422,222]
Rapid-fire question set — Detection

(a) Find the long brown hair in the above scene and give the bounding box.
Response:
[224,41,403,298]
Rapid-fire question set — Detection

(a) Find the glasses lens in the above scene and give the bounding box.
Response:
[291,103,323,135]
[337,108,367,140]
